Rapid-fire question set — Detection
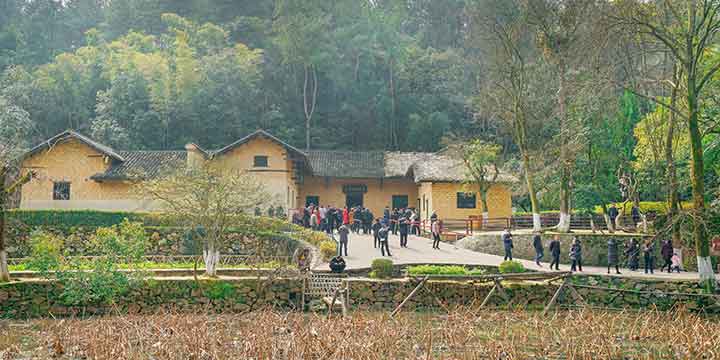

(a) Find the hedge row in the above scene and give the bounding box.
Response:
[6,209,154,228]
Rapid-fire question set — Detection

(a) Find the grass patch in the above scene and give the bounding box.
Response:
[407,264,486,276]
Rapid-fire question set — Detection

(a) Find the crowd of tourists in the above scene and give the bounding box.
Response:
[293,203,443,258]
[501,228,682,275]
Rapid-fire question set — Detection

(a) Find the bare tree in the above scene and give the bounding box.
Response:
[470,0,547,231]
[0,96,34,282]
[523,0,609,233]
[140,164,271,277]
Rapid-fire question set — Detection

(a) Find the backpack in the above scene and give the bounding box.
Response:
[378,228,388,241]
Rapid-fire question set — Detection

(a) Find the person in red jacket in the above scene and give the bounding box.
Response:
[342,207,350,225]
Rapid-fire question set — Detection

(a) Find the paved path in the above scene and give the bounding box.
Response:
[317,232,712,282]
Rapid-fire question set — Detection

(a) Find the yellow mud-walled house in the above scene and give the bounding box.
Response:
[19,129,515,221]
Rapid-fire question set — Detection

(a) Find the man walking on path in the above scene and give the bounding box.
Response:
[399,216,409,248]
[549,236,561,270]
[338,224,350,257]
[607,237,621,274]
[660,239,674,273]
[570,237,583,272]
[379,224,391,256]
[532,231,543,266]
[372,218,382,248]
[625,238,640,271]
[502,228,513,261]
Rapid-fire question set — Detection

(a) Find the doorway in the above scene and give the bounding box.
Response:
[345,192,364,208]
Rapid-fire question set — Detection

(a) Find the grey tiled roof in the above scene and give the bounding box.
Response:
[306,150,385,178]
[91,151,187,180]
[405,153,517,183]
[25,130,125,162]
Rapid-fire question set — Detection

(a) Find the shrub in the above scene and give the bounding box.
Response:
[370,259,394,279]
[26,230,64,275]
[52,220,150,306]
[319,241,337,261]
[498,260,525,274]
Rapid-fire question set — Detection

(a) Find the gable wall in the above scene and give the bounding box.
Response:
[19,139,153,210]
[211,137,297,211]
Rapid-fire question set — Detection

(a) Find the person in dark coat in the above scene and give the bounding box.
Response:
[383,206,390,224]
[379,224,391,256]
[532,231,544,266]
[338,224,350,256]
[660,239,674,273]
[390,209,399,235]
[631,205,641,227]
[625,238,640,271]
[569,237,583,272]
[398,216,409,248]
[607,238,621,274]
[371,218,382,248]
[549,236,561,270]
[608,204,619,225]
[643,239,655,274]
[326,208,336,235]
[501,228,513,261]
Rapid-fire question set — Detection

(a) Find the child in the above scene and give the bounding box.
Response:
[670,254,682,273]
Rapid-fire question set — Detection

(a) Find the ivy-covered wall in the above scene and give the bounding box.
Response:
[4,210,300,258]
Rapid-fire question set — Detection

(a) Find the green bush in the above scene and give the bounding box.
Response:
[7,209,151,228]
[319,241,337,261]
[498,260,525,274]
[37,220,151,306]
[370,258,394,279]
[407,265,487,276]
[25,230,64,275]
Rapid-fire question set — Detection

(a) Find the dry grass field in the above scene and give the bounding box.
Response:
[1,308,718,359]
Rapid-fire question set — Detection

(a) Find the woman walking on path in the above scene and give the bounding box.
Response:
[569,238,583,272]
[549,236,561,270]
[607,238,621,274]
[431,219,441,249]
[643,239,655,274]
[660,239,674,273]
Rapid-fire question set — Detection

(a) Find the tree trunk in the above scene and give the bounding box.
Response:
[480,190,490,227]
[203,240,220,277]
[687,83,713,287]
[521,152,541,232]
[303,65,318,151]
[388,59,398,150]
[557,59,572,233]
[0,173,8,283]
[665,67,681,248]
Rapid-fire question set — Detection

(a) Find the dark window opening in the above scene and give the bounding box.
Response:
[254,155,268,167]
[346,193,363,208]
[457,192,476,209]
[305,196,319,207]
[53,182,71,200]
[392,195,409,209]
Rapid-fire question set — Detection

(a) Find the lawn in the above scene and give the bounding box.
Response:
[0,309,716,359]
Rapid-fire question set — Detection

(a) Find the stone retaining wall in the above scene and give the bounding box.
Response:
[1,275,716,319]
[0,278,302,319]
